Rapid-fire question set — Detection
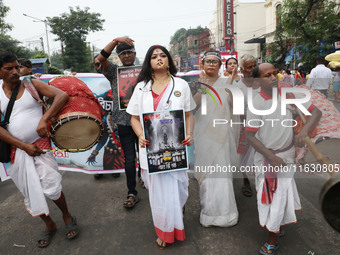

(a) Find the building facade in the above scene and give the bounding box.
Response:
[170,28,213,71]
[210,0,266,59]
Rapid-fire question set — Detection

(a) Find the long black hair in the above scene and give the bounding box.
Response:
[136,45,177,84]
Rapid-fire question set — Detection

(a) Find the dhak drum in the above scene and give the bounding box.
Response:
[48,76,104,151]
[301,137,340,166]
[302,137,340,233]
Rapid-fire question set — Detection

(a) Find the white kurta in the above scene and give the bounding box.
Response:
[194,78,240,227]
[0,85,62,217]
[245,89,314,232]
[127,76,196,243]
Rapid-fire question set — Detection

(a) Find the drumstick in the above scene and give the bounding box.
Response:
[296,109,335,176]
[42,149,87,152]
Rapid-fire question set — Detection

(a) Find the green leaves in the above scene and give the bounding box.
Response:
[0,1,12,34]
[47,6,105,72]
[269,0,340,68]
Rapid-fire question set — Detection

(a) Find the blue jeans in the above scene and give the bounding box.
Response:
[117,125,139,196]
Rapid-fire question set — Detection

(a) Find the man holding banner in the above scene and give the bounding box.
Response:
[96,36,141,208]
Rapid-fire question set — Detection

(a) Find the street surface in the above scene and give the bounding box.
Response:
[0,99,339,255]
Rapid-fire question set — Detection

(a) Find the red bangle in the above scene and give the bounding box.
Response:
[113,38,118,44]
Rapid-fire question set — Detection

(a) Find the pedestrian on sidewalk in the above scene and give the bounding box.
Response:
[306,55,332,98]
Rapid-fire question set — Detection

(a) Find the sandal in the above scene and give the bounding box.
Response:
[123,194,140,208]
[37,229,57,248]
[242,185,253,197]
[65,216,79,239]
[156,238,166,249]
[139,177,146,189]
[260,243,279,255]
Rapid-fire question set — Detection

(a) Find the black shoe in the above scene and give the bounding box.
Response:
[112,173,121,178]
[94,174,103,179]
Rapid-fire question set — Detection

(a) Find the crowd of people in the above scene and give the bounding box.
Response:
[276,56,339,101]
[1,35,340,254]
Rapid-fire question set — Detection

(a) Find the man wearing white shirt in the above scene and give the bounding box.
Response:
[306,56,332,97]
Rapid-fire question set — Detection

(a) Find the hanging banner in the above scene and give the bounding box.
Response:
[0,74,127,182]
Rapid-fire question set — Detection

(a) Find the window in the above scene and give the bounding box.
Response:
[276,4,282,26]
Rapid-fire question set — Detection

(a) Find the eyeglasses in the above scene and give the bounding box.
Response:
[204,60,219,65]
[94,63,101,67]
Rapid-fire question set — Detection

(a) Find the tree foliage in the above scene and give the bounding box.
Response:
[170,26,207,61]
[0,34,31,57]
[170,26,206,45]
[32,51,48,59]
[269,0,340,69]
[0,0,12,34]
[48,65,63,74]
[50,51,64,70]
[0,2,34,58]
[47,6,104,72]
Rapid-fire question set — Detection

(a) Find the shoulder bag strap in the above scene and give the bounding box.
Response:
[3,80,21,125]
[22,76,47,110]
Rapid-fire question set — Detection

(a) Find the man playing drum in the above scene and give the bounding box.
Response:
[246,63,322,255]
[0,52,78,248]
[95,36,141,208]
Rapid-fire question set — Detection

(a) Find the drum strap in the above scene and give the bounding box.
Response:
[22,76,48,110]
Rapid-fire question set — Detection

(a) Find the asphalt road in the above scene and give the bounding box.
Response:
[0,98,339,255]
[0,169,339,255]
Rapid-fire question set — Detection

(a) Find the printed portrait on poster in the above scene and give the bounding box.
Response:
[117,66,142,110]
[143,109,188,174]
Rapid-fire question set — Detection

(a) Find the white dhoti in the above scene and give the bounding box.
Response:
[7,150,62,217]
[141,169,187,243]
[254,147,301,232]
[1,84,63,217]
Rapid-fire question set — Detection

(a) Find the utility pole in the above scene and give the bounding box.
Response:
[23,13,52,66]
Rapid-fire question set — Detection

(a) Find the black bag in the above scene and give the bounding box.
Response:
[0,81,21,163]
[0,122,11,163]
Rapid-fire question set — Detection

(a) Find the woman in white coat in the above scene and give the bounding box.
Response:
[127,45,195,249]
